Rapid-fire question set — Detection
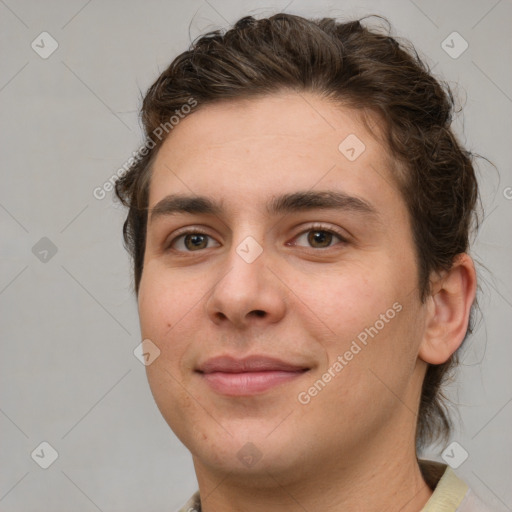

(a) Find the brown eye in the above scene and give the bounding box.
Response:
[293,228,345,249]
[184,233,208,250]
[169,231,220,252]
[307,230,334,248]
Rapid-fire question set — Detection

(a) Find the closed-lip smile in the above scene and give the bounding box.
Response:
[196,355,310,396]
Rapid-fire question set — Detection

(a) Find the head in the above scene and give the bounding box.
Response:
[115,13,479,469]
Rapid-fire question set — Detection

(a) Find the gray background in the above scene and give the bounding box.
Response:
[1,0,511,510]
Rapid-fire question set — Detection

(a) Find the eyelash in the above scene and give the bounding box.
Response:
[166,224,348,253]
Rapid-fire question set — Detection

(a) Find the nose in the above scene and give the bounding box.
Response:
[205,236,287,330]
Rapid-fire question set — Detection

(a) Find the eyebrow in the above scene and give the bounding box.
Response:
[149,190,379,225]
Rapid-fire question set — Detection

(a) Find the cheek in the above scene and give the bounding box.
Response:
[137,265,195,340]
[137,270,192,391]
[296,260,419,386]
[295,262,397,343]
[138,272,200,436]
[138,272,166,340]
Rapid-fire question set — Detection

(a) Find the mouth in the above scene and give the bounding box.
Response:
[195,355,310,396]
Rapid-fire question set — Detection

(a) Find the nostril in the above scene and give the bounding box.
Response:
[252,310,266,318]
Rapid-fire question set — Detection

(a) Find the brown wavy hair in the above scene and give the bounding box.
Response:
[115,13,480,452]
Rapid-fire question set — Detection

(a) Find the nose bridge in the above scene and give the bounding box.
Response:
[234,233,265,266]
[224,230,268,302]
[227,215,269,271]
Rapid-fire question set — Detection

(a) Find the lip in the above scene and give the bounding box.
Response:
[196,355,310,396]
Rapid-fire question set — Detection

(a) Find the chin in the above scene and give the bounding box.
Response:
[191,440,307,486]
[187,425,308,477]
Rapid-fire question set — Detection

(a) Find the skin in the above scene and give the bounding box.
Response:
[137,91,476,511]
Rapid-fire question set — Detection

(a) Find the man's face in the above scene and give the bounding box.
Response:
[138,92,429,480]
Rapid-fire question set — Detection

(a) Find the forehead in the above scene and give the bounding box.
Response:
[148,92,403,219]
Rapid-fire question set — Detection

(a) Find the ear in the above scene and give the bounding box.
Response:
[418,253,477,365]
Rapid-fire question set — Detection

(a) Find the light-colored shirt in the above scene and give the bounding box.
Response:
[177,459,492,511]
[419,460,491,511]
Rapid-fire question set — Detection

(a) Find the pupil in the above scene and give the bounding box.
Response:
[186,234,207,250]
[308,230,331,248]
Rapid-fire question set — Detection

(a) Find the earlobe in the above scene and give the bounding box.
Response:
[418,254,477,365]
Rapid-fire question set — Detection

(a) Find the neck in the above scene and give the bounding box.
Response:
[193,430,433,512]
